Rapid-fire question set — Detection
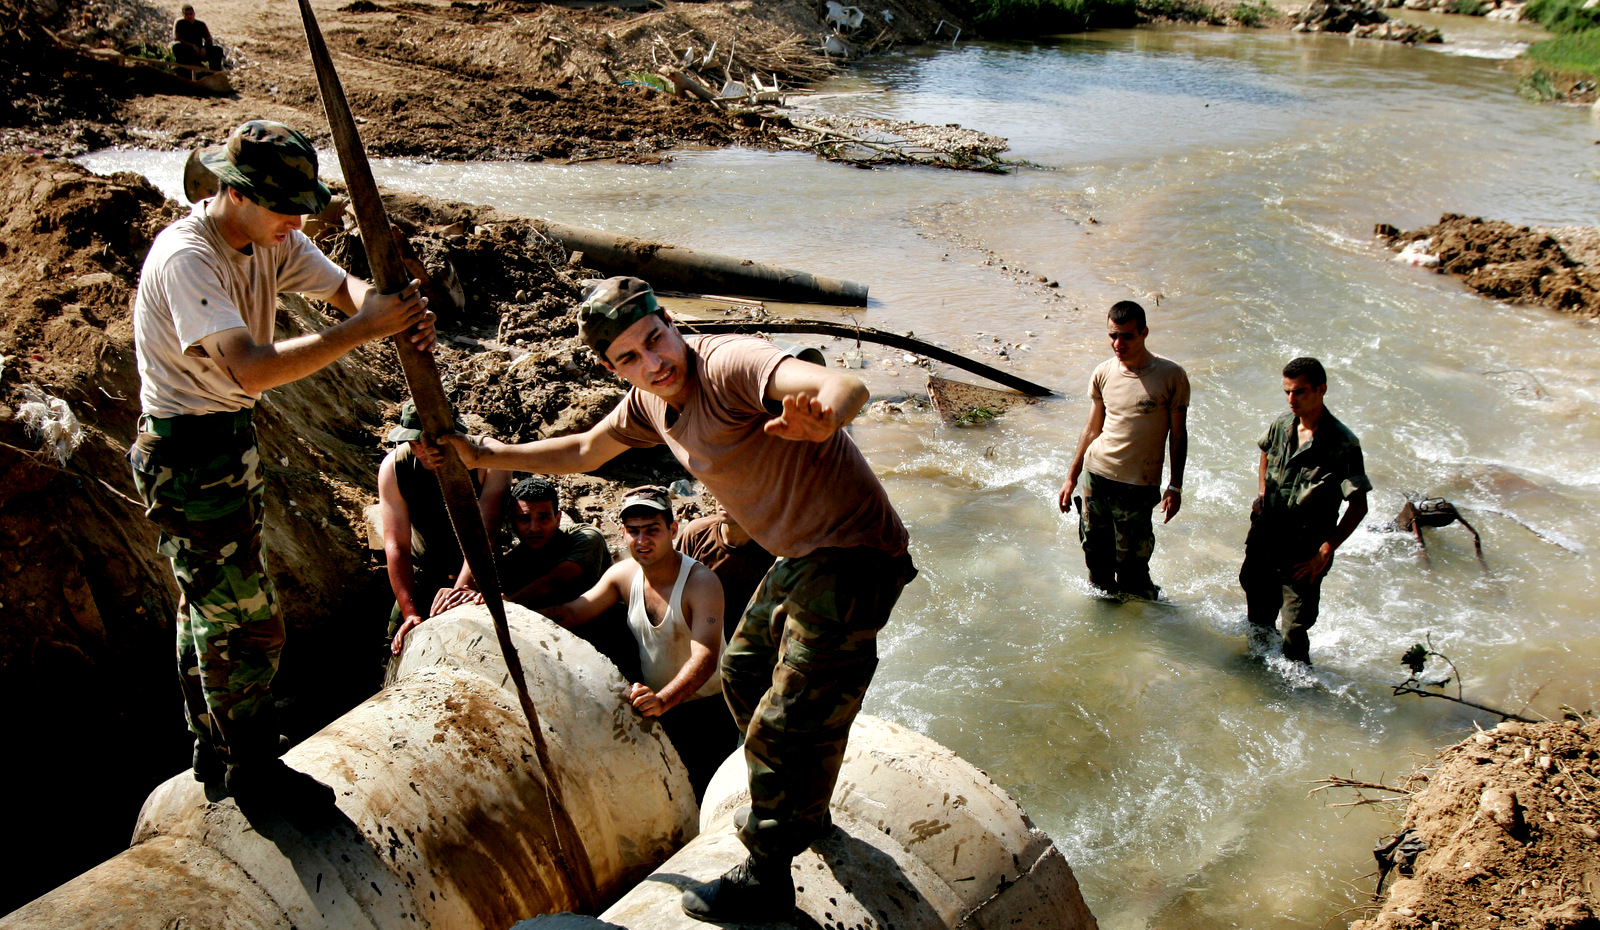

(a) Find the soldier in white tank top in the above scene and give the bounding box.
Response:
[627,554,722,702]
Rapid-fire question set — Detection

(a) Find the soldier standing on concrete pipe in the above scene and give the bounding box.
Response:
[438,275,916,924]
[130,120,434,806]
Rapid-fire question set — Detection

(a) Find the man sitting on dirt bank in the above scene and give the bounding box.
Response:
[1058,300,1189,599]
[544,485,735,800]
[130,120,433,805]
[444,276,916,923]
[173,4,224,73]
[1240,357,1370,666]
[677,501,775,642]
[378,400,509,656]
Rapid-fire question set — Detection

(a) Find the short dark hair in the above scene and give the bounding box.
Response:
[510,475,559,508]
[1282,357,1327,387]
[1108,300,1146,329]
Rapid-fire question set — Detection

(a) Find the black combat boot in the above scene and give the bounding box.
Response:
[192,736,225,786]
[223,715,335,813]
[681,856,795,923]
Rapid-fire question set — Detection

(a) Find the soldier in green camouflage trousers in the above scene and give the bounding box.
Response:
[131,119,433,799]
[722,546,917,860]
[1078,470,1162,595]
[130,414,282,770]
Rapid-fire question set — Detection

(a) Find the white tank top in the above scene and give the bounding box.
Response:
[627,554,722,701]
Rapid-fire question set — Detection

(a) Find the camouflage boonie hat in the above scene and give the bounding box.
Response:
[188,120,333,215]
[387,400,467,443]
[618,484,673,520]
[577,276,660,359]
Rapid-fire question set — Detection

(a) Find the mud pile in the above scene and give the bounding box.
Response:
[1381,214,1600,318]
[5,0,983,164]
[1354,718,1600,930]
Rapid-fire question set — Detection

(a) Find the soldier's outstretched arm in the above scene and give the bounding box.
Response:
[442,420,630,475]
[762,356,869,442]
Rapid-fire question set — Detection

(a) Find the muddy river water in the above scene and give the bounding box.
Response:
[84,21,1600,929]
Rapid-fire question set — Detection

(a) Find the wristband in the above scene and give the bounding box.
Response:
[1166,485,1182,492]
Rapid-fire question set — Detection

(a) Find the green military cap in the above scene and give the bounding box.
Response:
[186,120,333,215]
[577,276,660,359]
[387,399,467,443]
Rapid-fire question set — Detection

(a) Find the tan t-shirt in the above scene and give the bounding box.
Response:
[602,334,908,558]
[1083,354,1190,487]
[134,206,348,417]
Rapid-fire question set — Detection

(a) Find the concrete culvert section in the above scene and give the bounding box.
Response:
[1,604,697,930]
[517,714,1100,930]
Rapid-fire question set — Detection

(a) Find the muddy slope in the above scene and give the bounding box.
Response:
[1381,215,1600,318]
[3,0,972,159]
[1353,718,1600,930]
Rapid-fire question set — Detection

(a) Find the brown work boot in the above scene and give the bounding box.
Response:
[681,856,795,923]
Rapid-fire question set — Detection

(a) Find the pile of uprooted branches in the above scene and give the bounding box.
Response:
[772,112,1015,172]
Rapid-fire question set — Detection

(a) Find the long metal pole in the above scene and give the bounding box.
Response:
[294,0,596,910]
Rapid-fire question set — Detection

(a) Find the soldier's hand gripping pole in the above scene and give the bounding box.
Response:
[295,0,596,910]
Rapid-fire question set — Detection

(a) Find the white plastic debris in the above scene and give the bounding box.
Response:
[18,385,84,465]
[826,1,866,31]
[1395,239,1440,268]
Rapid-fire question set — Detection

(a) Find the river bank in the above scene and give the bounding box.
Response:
[1354,717,1600,930]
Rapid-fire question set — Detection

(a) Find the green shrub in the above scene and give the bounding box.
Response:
[1525,0,1600,33]
[972,0,1142,34]
[1525,27,1600,78]
[1518,67,1559,99]
[126,43,176,63]
[1448,0,1486,14]
[1232,0,1273,26]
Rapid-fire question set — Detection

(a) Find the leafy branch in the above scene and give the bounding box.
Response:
[1392,634,1536,723]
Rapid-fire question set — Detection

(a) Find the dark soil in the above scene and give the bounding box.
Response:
[1380,214,1600,318]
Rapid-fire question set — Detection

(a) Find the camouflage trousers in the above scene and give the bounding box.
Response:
[130,410,282,764]
[1079,470,1161,595]
[722,545,917,862]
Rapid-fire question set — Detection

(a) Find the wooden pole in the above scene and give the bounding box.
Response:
[294,0,596,910]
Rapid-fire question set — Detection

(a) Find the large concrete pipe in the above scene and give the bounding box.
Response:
[532,220,870,306]
[515,714,1100,930]
[1,605,696,929]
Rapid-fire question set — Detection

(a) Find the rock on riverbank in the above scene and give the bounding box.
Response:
[1379,214,1600,317]
[1353,718,1600,930]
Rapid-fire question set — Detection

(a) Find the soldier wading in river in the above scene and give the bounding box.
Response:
[443,276,916,923]
[1058,300,1190,599]
[1240,357,1370,666]
[130,120,434,804]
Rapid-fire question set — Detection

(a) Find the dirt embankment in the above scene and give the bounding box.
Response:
[1354,718,1600,930]
[2,0,971,160]
[0,154,696,914]
[1380,215,1600,318]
